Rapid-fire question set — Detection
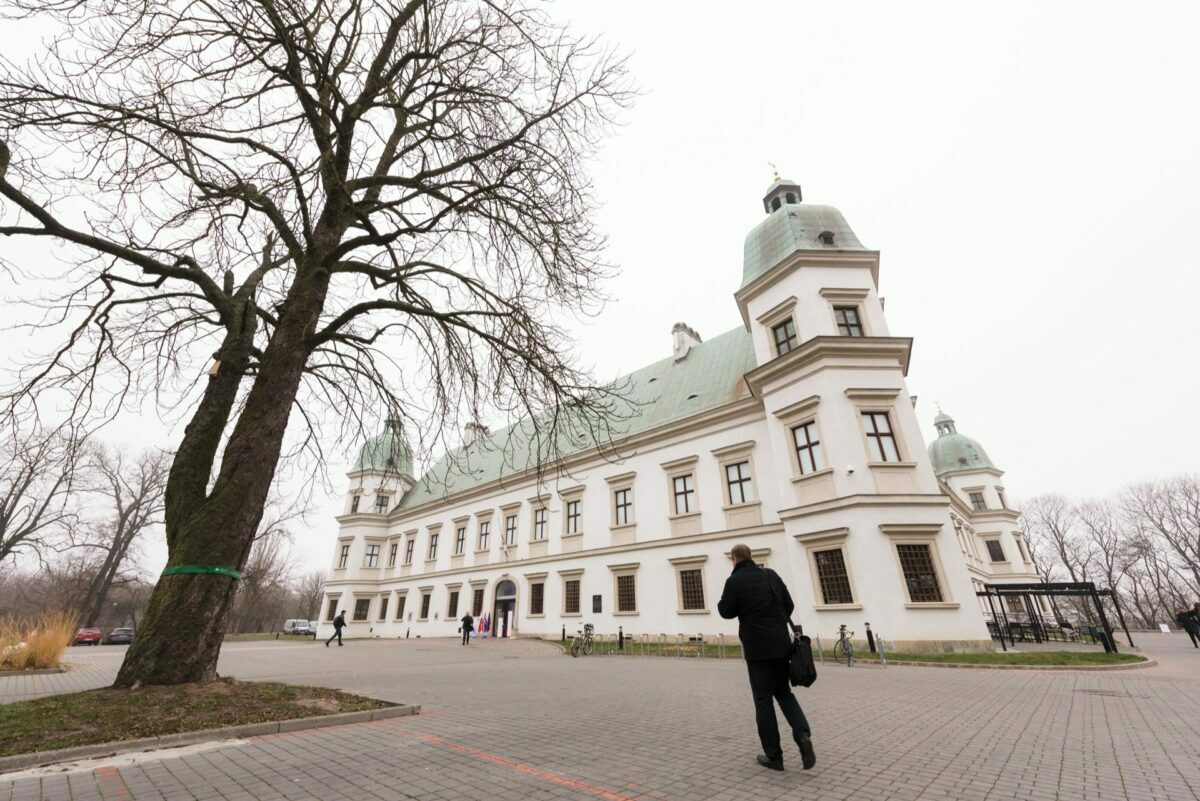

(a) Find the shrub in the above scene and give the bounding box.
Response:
[0,611,77,671]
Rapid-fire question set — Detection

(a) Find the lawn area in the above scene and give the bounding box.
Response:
[0,678,392,758]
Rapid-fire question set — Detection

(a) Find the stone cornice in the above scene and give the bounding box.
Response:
[735,250,881,327]
[743,336,912,396]
[778,492,949,521]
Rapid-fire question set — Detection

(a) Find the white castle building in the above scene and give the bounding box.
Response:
[318,177,1039,652]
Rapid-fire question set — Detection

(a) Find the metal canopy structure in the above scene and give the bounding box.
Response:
[976,581,1135,653]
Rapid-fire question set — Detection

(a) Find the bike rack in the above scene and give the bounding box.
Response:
[815,634,824,663]
[878,635,887,667]
[717,633,725,659]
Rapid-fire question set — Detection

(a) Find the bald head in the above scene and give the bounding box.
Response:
[730,543,752,564]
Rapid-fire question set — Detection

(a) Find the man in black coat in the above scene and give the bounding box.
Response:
[325,611,347,647]
[1175,607,1199,648]
[718,543,815,772]
[460,612,475,645]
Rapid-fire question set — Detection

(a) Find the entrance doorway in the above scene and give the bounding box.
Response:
[493,579,517,638]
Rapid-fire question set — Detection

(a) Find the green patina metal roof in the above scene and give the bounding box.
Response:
[353,419,414,476]
[928,411,995,477]
[397,326,757,509]
[741,204,867,290]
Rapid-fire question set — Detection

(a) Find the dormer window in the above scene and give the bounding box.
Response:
[818,230,835,246]
[374,494,390,514]
[772,318,799,355]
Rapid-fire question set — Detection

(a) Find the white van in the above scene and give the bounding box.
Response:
[283,619,309,635]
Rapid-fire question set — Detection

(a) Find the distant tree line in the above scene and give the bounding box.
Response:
[1021,475,1200,629]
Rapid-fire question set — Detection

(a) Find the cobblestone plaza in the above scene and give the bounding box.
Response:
[2,635,1198,801]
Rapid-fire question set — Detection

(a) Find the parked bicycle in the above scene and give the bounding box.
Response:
[570,623,595,658]
[834,624,854,666]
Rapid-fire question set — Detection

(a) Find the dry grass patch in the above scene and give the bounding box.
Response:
[0,611,76,671]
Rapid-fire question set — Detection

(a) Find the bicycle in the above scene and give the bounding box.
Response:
[834,624,854,666]
[570,623,594,658]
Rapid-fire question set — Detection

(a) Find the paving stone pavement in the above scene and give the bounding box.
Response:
[2,633,1199,801]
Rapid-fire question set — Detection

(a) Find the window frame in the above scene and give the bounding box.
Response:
[613,487,633,527]
[880,525,956,608]
[985,538,1007,563]
[771,317,799,355]
[427,531,439,561]
[454,525,467,555]
[447,587,460,618]
[476,515,492,551]
[532,507,548,541]
[833,305,865,337]
[796,529,861,610]
[352,597,371,622]
[672,473,697,515]
[418,590,432,621]
[560,569,583,616]
[387,542,398,568]
[812,547,855,606]
[669,555,709,614]
[529,580,545,616]
[377,593,390,622]
[403,537,415,565]
[862,411,901,463]
[791,420,825,475]
[724,460,755,506]
[363,543,381,568]
[394,593,407,621]
[349,494,361,514]
[337,543,350,569]
[504,514,518,546]
[373,494,390,515]
[609,562,639,616]
[969,491,987,512]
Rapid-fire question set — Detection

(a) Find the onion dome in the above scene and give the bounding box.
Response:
[352,417,414,476]
[928,409,995,478]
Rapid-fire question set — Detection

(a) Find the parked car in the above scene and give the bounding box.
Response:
[72,628,102,646]
[102,627,134,645]
[282,619,310,635]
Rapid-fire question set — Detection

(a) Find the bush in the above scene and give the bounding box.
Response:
[0,611,76,671]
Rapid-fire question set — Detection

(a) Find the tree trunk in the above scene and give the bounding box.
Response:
[113,266,330,687]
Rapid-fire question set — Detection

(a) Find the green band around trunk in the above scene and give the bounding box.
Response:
[161,565,244,580]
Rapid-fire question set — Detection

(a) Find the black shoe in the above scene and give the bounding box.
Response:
[325,642,329,647]
[798,736,816,770]
[757,754,784,771]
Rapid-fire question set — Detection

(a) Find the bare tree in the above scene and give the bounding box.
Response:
[1122,477,1200,588]
[0,422,83,563]
[76,446,169,627]
[294,571,326,621]
[229,535,295,633]
[1021,494,1092,583]
[0,0,631,685]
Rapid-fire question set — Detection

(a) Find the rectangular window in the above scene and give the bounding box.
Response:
[388,543,398,567]
[454,526,466,555]
[897,543,944,603]
[350,494,361,514]
[337,544,350,569]
[614,488,633,526]
[364,544,381,568]
[478,521,490,550]
[419,593,431,620]
[566,500,582,534]
[679,569,705,611]
[353,598,370,621]
[326,598,339,621]
[814,549,854,605]
[863,412,901,462]
[404,539,415,564]
[1015,537,1030,563]
[374,494,390,514]
[725,461,755,505]
[616,575,637,613]
[834,306,864,337]
[772,318,799,355]
[534,508,548,540]
[447,590,459,618]
[530,582,545,615]
[564,580,581,614]
[593,594,602,614]
[969,491,987,512]
[427,533,438,560]
[792,422,825,475]
[395,595,406,620]
[378,595,389,621]
[472,588,485,616]
[986,539,1006,563]
[997,489,1008,509]
[504,514,517,546]
[672,474,696,514]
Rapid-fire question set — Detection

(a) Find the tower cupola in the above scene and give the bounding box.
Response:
[928,409,995,478]
[761,175,803,214]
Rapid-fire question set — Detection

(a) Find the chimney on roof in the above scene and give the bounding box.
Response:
[671,322,702,362]
[463,421,489,446]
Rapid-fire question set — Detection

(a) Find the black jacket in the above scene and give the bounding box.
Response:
[1176,611,1198,633]
[461,614,475,631]
[717,560,794,661]
[333,613,346,630]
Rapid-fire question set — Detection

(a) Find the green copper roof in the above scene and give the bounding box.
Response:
[928,412,994,477]
[353,420,414,476]
[741,204,867,289]
[398,326,756,509]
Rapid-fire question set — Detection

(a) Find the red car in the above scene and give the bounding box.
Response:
[72,628,102,646]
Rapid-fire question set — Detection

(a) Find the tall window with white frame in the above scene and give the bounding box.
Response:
[897,544,943,603]
[478,520,491,550]
[565,500,582,534]
[679,569,705,611]
[725,461,754,504]
[616,574,637,613]
[454,526,466,555]
[530,582,545,615]
[447,590,459,618]
[350,494,361,513]
[353,598,370,621]
[504,514,517,546]
[792,422,824,474]
[672,474,696,514]
[772,318,799,355]
[834,306,864,337]
[533,508,548,540]
[378,594,389,620]
[388,542,398,567]
[985,539,1006,563]
[472,587,484,616]
[364,544,380,568]
[862,412,901,462]
[427,532,438,560]
[564,578,581,614]
[614,488,633,526]
[374,494,390,514]
[419,593,431,620]
[337,544,350,569]
[969,491,987,512]
[394,594,406,620]
[404,538,414,564]
[814,549,854,605]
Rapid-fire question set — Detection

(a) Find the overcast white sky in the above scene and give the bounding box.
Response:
[5,2,1199,574]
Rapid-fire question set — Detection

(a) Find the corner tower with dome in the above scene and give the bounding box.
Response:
[318,175,1025,652]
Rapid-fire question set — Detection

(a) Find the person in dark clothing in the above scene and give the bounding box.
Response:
[325,611,347,647]
[1175,608,1200,648]
[460,612,475,645]
[717,543,815,772]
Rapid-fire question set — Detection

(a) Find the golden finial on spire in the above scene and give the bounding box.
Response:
[768,162,781,183]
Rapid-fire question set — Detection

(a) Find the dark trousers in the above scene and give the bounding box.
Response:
[746,657,811,761]
[462,628,471,645]
[326,628,343,646]
[1185,628,1200,648]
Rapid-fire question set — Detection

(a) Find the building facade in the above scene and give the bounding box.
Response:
[318,177,1034,652]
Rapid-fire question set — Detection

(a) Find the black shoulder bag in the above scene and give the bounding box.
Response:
[766,569,818,688]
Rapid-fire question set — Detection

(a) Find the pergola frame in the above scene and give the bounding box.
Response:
[976,581,1134,653]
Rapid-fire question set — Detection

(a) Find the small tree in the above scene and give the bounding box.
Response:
[0,422,83,564]
[0,0,631,686]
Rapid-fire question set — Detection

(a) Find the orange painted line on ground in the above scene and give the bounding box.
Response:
[95,765,131,800]
[395,728,637,801]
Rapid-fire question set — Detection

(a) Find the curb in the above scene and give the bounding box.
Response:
[875,658,1157,671]
[0,703,419,774]
[0,667,67,677]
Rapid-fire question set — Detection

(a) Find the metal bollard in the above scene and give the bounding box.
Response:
[696,634,703,658]
[816,634,824,663]
[658,633,665,657]
[676,633,684,657]
[619,626,624,651]
[718,633,725,659]
[878,635,887,667]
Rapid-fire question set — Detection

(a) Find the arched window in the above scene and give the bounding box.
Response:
[785,192,796,204]
[771,197,782,211]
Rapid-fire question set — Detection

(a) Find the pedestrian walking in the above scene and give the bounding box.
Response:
[717,543,815,772]
[325,611,347,647]
[460,612,475,645]
[1176,607,1200,648]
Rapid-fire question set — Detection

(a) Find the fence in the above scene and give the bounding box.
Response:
[562,629,891,667]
